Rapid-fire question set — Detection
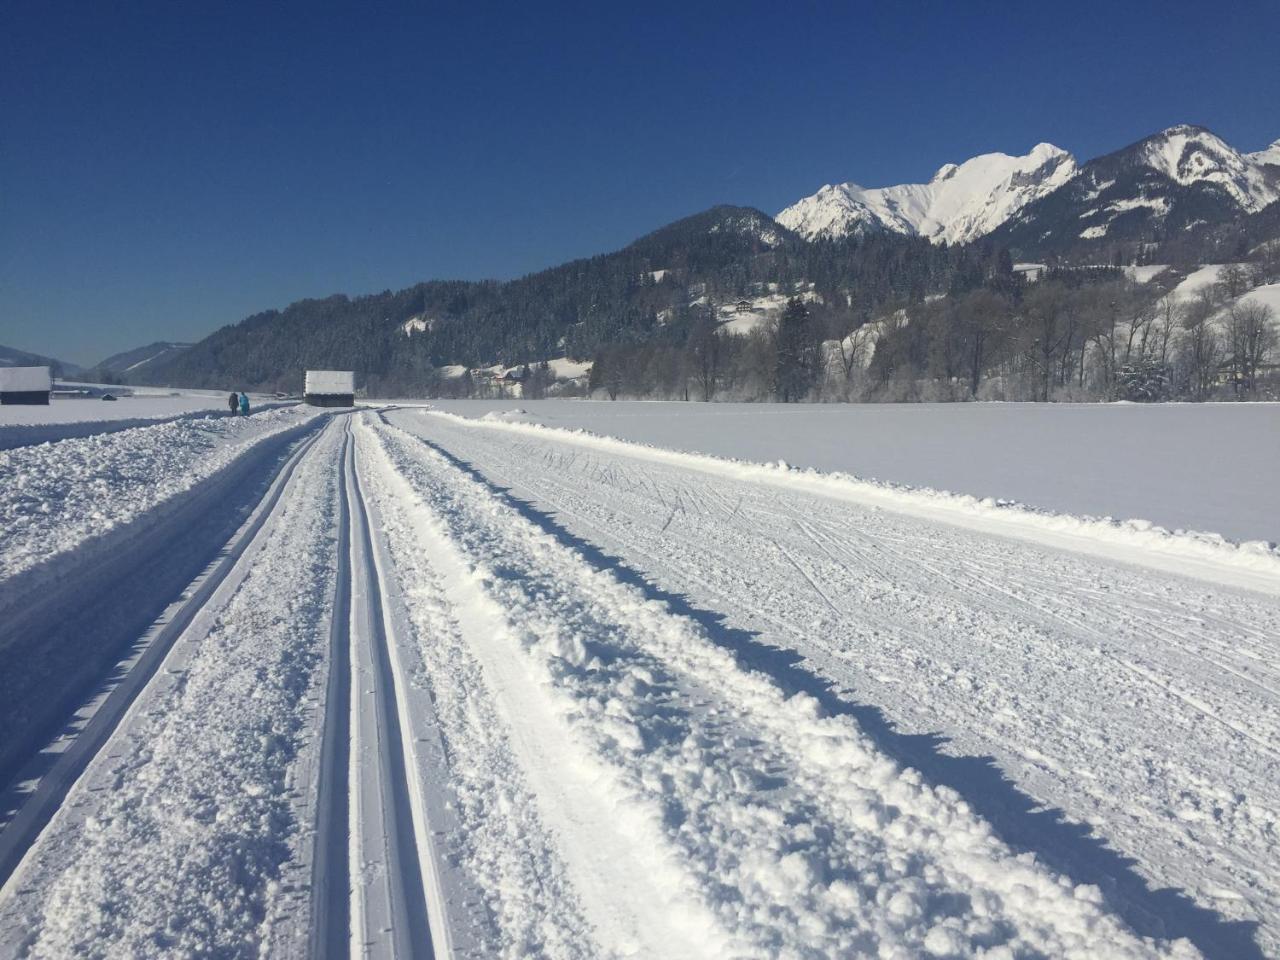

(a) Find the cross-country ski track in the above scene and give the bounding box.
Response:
[0,407,1276,959]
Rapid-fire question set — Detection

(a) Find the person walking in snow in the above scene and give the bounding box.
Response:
[227,391,239,415]
[238,392,250,416]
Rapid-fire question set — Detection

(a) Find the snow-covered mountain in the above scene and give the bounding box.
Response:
[1246,138,1280,170]
[777,143,1077,244]
[781,126,1280,254]
[94,341,193,377]
[1130,125,1279,213]
[0,343,82,375]
[991,125,1280,256]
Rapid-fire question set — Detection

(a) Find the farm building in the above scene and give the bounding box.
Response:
[304,370,355,407]
[0,366,52,405]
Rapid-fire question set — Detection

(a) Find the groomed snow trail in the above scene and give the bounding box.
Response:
[388,409,1279,960]
[343,423,438,959]
[3,403,1265,956]
[0,419,329,881]
[361,413,1195,959]
[0,419,344,958]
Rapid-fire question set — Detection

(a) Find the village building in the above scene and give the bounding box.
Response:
[0,366,52,405]
[303,369,355,407]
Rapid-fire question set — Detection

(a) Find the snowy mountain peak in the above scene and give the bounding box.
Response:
[777,142,1077,245]
[1248,138,1280,168]
[1131,125,1279,212]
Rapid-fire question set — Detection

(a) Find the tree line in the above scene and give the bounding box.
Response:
[583,261,1279,404]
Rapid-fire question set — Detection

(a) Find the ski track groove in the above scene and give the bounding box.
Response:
[345,420,438,960]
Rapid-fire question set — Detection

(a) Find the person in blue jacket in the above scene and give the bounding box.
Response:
[238,392,250,415]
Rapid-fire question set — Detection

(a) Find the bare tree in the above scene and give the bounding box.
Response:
[1227,300,1277,397]
[1179,289,1221,400]
[955,289,1008,397]
[1021,282,1072,401]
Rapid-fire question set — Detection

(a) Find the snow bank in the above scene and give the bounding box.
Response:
[0,406,322,584]
[0,398,296,450]
[0,426,341,956]
[364,415,1196,957]
[423,409,1280,591]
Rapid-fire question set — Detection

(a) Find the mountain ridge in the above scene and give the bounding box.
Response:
[779,125,1278,256]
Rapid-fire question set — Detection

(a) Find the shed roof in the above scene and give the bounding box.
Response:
[0,366,52,391]
[304,370,355,394]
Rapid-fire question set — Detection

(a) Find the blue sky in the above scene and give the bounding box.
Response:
[3,0,1278,366]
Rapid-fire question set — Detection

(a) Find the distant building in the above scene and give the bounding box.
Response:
[0,366,52,405]
[304,370,355,407]
[735,299,752,313]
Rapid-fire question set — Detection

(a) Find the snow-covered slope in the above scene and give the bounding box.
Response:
[992,126,1280,255]
[1248,139,1280,169]
[777,143,1077,244]
[1135,125,1279,213]
[95,341,192,377]
[782,126,1280,253]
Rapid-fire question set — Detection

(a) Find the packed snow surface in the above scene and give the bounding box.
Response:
[3,403,1275,957]
[363,414,1198,958]
[397,409,1280,956]
[424,400,1280,544]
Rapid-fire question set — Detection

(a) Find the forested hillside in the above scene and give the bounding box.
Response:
[140,206,1010,395]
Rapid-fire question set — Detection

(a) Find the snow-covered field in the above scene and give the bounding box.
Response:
[1,402,1276,958]
[423,400,1280,545]
[0,394,294,449]
[0,395,225,425]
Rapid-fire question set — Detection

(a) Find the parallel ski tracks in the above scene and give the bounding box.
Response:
[0,419,331,892]
[311,418,439,960]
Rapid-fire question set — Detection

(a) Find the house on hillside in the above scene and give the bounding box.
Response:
[304,370,355,407]
[497,367,526,398]
[735,299,752,313]
[0,366,52,405]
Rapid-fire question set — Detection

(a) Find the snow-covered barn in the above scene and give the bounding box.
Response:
[0,366,52,405]
[304,370,355,407]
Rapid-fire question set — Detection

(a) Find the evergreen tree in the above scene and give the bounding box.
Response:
[774,297,820,402]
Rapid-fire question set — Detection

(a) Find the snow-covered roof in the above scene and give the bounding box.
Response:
[0,365,52,391]
[304,370,355,394]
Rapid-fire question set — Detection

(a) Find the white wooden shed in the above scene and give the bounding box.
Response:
[304,370,355,407]
[0,366,52,405]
